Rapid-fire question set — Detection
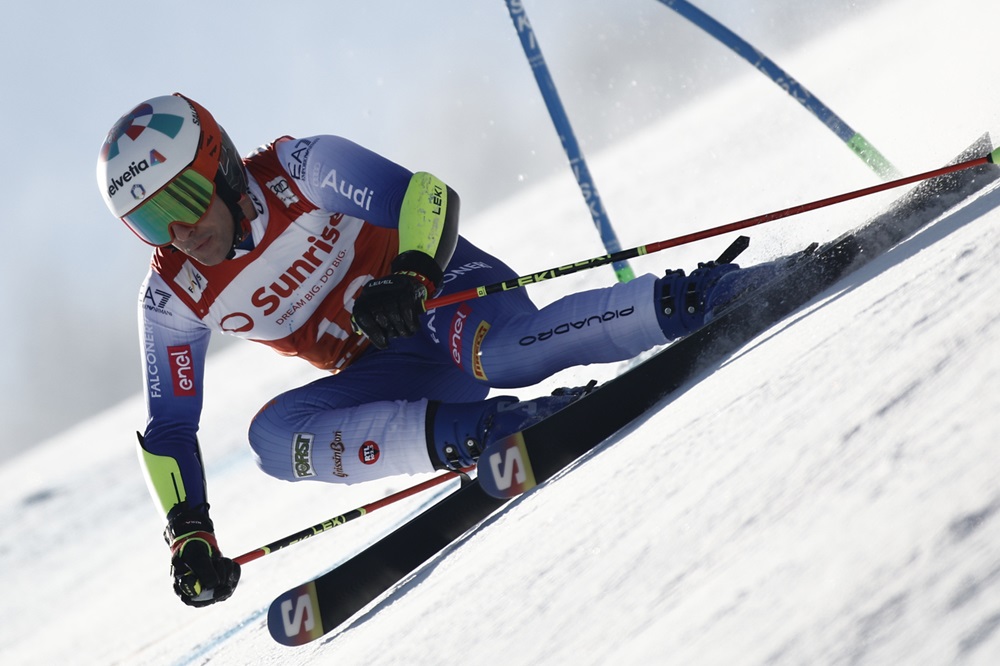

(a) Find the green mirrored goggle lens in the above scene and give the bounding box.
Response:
[122,169,215,245]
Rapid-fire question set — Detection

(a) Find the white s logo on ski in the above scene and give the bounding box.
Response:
[281,594,315,636]
[479,433,536,498]
[268,582,322,645]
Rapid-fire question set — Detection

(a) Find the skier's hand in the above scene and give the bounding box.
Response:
[166,506,241,608]
[352,251,443,349]
[352,272,431,349]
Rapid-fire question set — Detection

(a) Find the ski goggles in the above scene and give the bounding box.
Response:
[121,167,216,246]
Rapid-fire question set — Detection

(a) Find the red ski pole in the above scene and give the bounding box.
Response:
[234,468,470,565]
[425,150,998,311]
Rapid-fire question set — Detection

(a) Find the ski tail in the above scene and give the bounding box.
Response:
[268,581,324,646]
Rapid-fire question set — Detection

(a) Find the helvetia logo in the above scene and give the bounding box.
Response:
[107,149,168,197]
[107,159,149,197]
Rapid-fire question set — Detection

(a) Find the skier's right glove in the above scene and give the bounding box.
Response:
[165,505,241,608]
[351,250,444,349]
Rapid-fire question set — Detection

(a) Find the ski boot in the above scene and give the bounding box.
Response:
[656,237,817,338]
[427,384,596,471]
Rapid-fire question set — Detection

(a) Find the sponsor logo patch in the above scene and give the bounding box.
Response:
[143,287,173,316]
[167,345,196,397]
[518,307,635,346]
[329,431,348,478]
[320,168,373,210]
[293,432,316,478]
[250,215,343,318]
[441,261,492,284]
[220,312,254,333]
[359,441,380,465]
[286,138,312,180]
[449,304,472,368]
[143,323,161,399]
[174,260,208,303]
[266,176,300,207]
[471,321,490,380]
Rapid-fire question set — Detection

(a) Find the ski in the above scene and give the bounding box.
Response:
[268,479,506,646]
[267,134,997,646]
[478,133,999,499]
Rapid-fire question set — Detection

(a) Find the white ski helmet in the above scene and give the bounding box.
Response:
[97,93,247,246]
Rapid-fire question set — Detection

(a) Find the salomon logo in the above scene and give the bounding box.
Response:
[488,448,527,491]
[280,594,315,636]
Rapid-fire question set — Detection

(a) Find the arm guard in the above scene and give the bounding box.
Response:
[397,172,460,276]
[137,432,207,519]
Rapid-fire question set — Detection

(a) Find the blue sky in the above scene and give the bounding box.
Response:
[0,0,887,458]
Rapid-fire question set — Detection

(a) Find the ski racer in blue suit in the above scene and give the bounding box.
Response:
[96,94,771,608]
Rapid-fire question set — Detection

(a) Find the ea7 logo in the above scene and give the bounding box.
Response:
[488,447,528,491]
[280,593,315,637]
[143,287,172,309]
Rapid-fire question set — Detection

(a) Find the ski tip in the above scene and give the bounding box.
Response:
[267,581,325,647]
[477,432,537,499]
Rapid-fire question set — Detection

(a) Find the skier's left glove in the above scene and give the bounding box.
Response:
[352,250,444,349]
[165,505,241,608]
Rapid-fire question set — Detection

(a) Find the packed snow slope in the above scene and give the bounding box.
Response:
[3,0,1000,664]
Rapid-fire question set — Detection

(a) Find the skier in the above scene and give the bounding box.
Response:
[97,93,774,608]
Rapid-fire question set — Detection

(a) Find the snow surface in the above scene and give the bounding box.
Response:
[3,1,1000,664]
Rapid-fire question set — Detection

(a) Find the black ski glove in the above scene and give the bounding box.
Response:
[165,505,241,608]
[352,251,444,349]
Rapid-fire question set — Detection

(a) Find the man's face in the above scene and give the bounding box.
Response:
[170,195,235,266]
